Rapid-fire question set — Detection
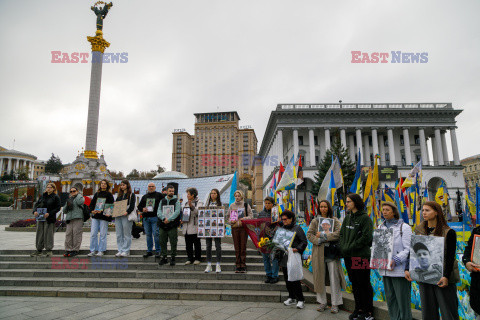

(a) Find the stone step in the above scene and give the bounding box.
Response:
[0,286,317,303]
[0,277,298,292]
[0,269,285,281]
[0,254,265,263]
[0,261,268,271]
[0,249,252,255]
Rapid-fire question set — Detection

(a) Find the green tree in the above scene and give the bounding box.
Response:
[311,131,356,200]
[45,153,63,174]
[126,169,140,178]
[107,169,124,179]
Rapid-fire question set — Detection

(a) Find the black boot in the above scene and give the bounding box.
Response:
[170,257,176,266]
[158,257,168,265]
[264,276,272,283]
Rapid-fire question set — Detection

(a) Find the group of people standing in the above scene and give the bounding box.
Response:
[30,183,480,320]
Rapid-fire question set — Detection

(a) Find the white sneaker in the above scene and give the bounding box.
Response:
[115,252,122,257]
[96,251,104,257]
[193,260,201,265]
[120,252,129,257]
[215,263,221,273]
[185,261,192,265]
[87,252,96,257]
[284,298,296,306]
[296,301,305,309]
[204,263,212,273]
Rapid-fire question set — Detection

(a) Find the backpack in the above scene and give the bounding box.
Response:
[82,204,91,222]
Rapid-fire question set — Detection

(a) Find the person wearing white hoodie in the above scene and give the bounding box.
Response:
[377,202,413,320]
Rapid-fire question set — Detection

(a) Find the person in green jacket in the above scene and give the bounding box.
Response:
[63,186,85,257]
[339,193,374,320]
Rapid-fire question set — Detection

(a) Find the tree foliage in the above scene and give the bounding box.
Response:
[107,169,124,179]
[45,153,63,174]
[311,131,356,200]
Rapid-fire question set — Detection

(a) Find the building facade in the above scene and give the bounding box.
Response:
[172,112,258,179]
[0,146,37,179]
[259,103,464,215]
[462,154,480,198]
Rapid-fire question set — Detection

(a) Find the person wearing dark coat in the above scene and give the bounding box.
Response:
[278,210,308,310]
[88,179,115,257]
[30,182,61,257]
[463,225,480,319]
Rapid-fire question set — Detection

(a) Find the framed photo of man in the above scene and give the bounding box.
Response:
[409,235,444,285]
[318,217,334,233]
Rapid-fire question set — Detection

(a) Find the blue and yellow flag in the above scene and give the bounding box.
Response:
[435,181,449,206]
[350,149,362,194]
[326,170,336,205]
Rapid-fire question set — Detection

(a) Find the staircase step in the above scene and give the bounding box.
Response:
[0,254,264,263]
[0,261,268,271]
[0,249,254,255]
[0,277,295,291]
[0,286,316,302]
[0,269,284,281]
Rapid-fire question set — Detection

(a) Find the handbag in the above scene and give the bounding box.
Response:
[127,209,138,222]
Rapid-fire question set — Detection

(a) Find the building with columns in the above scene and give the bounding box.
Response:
[0,146,37,180]
[259,103,464,215]
[462,154,480,199]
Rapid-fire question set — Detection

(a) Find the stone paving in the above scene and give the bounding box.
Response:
[0,296,349,320]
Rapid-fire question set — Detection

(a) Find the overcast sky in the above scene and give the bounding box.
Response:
[1,0,479,174]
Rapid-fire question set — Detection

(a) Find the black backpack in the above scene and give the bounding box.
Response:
[82,204,91,222]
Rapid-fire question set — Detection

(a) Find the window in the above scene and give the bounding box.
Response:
[314,136,318,145]
[414,135,420,145]
[400,135,404,146]
[298,136,304,146]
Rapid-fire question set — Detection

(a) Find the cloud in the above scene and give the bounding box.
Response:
[1,0,479,174]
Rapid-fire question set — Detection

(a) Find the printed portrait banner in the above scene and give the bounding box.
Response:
[471,234,480,266]
[370,228,394,269]
[318,217,334,233]
[112,200,128,217]
[272,227,296,251]
[409,235,444,285]
[95,198,106,212]
[162,205,175,220]
[36,208,47,221]
[197,206,226,238]
[146,198,155,212]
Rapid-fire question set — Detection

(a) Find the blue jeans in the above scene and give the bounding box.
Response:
[115,216,133,253]
[90,218,108,253]
[143,217,160,253]
[262,252,279,278]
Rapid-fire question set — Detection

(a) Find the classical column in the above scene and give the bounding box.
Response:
[340,129,347,150]
[348,135,355,161]
[6,158,11,173]
[30,162,34,179]
[85,31,111,159]
[308,128,315,167]
[419,128,428,166]
[431,136,438,164]
[434,129,444,165]
[371,128,379,157]
[363,135,371,166]
[387,128,396,166]
[450,127,460,165]
[324,128,331,151]
[441,130,449,163]
[0,158,3,175]
[277,129,284,164]
[293,129,299,162]
[378,135,386,166]
[356,128,364,165]
[403,128,412,166]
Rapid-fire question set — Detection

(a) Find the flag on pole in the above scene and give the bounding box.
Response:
[317,157,343,201]
[326,170,336,205]
[363,168,373,202]
[229,171,238,206]
[422,182,429,204]
[401,160,423,189]
[304,190,310,225]
[296,155,304,186]
[350,149,362,194]
[465,180,475,228]
[276,155,296,191]
[372,155,379,191]
[435,181,449,206]
[277,162,285,185]
[384,185,395,203]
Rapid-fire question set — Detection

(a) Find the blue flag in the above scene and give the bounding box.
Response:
[229,171,238,206]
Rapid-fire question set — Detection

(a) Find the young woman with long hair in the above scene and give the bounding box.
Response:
[114,179,136,257]
[88,179,114,256]
[204,189,223,273]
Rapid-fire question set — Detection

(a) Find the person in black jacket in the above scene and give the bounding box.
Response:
[279,210,308,310]
[88,179,114,257]
[30,182,61,257]
[463,226,480,319]
[115,179,137,257]
[137,183,164,258]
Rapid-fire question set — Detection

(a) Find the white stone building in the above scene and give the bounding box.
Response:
[259,103,464,215]
[0,146,37,179]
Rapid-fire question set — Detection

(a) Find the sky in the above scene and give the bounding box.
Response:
[1,0,479,174]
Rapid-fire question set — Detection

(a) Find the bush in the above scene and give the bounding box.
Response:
[9,219,36,228]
